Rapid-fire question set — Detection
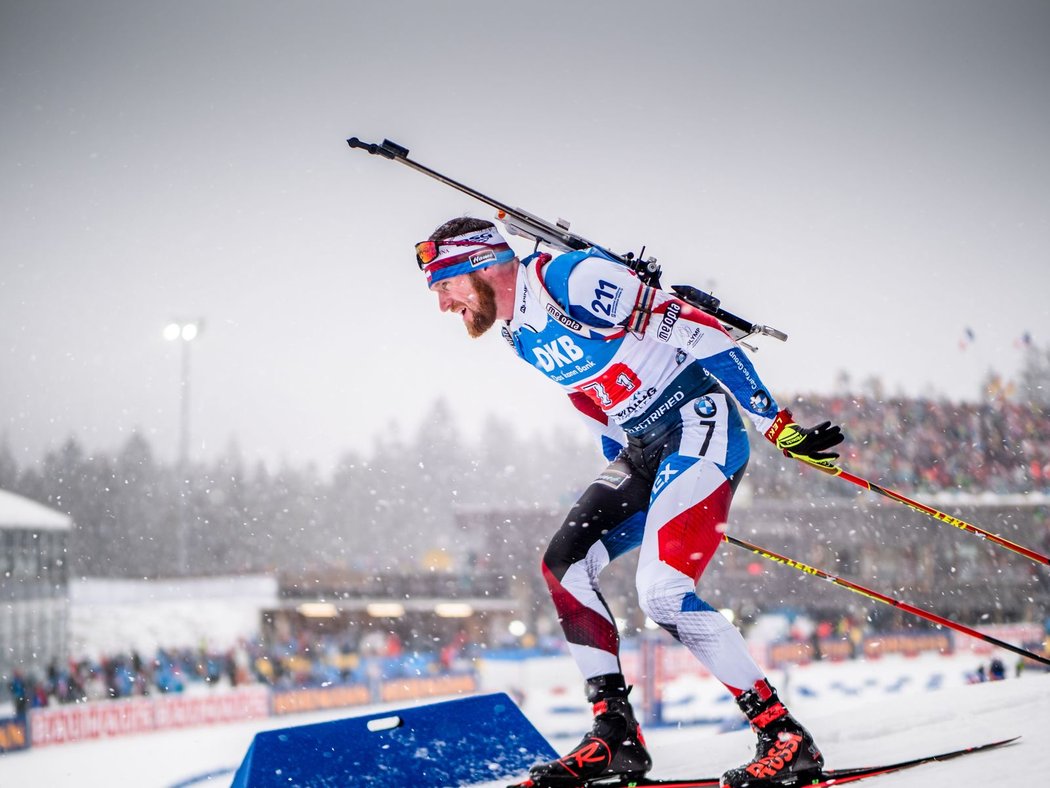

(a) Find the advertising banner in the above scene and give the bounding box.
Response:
[29,686,270,747]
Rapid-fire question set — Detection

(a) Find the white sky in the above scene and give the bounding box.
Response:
[2,0,1048,473]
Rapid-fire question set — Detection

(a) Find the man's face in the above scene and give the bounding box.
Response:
[431,271,498,338]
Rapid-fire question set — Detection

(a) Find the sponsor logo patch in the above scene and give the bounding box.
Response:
[750,389,772,413]
[469,250,496,267]
[531,336,585,372]
[657,302,682,341]
[596,469,630,490]
[694,395,717,418]
[653,464,678,493]
[578,363,644,411]
[545,302,584,331]
[625,390,687,434]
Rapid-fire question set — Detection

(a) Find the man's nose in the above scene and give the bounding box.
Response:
[437,291,453,312]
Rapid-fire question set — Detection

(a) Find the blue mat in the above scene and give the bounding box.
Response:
[231,692,557,787]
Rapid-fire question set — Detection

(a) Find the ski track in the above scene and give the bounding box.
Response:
[0,655,1046,787]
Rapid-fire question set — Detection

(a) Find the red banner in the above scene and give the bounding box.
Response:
[29,686,270,747]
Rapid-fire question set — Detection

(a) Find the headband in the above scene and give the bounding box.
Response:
[421,227,516,286]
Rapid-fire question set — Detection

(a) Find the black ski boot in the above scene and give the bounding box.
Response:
[721,680,824,788]
[525,674,652,787]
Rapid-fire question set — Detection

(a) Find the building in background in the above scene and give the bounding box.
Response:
[0,489,71,701]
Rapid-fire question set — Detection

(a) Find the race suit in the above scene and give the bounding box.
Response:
[501,248,780,694]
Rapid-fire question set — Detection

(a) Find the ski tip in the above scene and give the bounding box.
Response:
[957,735,1022,752]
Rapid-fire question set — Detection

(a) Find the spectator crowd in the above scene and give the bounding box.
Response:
[7,645,248,717]
[5,630,474,717]
[749,393,1050,497]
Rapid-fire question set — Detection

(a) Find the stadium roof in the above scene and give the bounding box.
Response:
[0,489,72,531]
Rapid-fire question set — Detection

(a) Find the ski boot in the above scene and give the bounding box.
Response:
[721,680,824,788]
[523,674,652,787]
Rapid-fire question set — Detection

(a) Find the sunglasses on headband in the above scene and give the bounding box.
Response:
[414,239,507,270]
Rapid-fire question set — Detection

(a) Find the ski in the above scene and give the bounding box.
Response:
[507,736,1019,788]
[793,735,1019,787]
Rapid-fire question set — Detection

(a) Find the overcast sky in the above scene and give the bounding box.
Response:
[2,0,1048,473]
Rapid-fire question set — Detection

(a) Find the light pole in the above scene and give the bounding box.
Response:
[163,319,202,575]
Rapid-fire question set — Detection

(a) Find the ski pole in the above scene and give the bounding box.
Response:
[723,533,1050,668]
[799,461,1050,567]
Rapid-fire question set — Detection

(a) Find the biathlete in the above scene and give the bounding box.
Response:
[415,218,844,788]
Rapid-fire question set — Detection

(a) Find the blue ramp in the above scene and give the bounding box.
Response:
[232,692,557,787]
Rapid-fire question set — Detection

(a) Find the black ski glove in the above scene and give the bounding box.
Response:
[765,410,844,470]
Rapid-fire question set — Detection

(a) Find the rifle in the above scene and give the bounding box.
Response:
[347,137,787,347]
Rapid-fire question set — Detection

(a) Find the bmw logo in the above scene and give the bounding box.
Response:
[694,396,717,417]
[750,390,771,413]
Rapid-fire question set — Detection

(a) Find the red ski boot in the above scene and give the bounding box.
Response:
[524,676,651,787]
[721,680,824,788]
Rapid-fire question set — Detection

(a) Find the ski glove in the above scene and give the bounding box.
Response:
[765,410,844,471]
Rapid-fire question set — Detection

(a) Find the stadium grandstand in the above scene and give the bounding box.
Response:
[0,489,71,703]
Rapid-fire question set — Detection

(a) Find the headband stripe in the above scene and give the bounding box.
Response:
[430,244,514,270]
[424,248,516,285]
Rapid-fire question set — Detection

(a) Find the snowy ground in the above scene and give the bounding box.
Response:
[622,676,1041,788]
[0,653,1046,787]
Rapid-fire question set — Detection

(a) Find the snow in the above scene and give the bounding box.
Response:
[633,676,1039,787]
[0,653,1046,787]
[0,489,72,531]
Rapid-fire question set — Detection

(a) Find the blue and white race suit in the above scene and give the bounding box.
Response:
[502,248,780,693]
